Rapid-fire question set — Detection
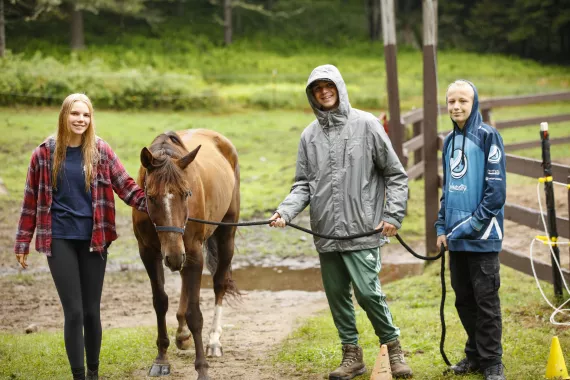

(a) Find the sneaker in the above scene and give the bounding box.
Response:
[445,357,481,375]
[328,344,366,380]
[483,363,506,380]
[386,339,413,378]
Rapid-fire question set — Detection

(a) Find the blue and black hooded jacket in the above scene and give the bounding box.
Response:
[435,81,507,253]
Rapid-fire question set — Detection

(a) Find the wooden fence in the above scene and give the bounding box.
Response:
[399,91,570,284]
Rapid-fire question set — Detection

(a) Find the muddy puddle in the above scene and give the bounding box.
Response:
[1,258,424,292]
[201,261,425,291]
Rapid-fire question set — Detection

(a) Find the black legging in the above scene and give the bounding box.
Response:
[48,239,107,376]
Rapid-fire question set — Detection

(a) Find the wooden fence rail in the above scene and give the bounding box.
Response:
[398,91,570,284]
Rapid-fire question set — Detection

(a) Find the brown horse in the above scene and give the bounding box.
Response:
[132,129,240,380]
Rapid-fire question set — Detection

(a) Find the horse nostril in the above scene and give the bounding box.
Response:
[165,256,170,267]
[182,253,186,264]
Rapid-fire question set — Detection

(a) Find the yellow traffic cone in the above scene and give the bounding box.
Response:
[545,336,570,379]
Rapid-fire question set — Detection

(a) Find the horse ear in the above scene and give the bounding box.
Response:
[178,145,201,170]
[140,147,154,169]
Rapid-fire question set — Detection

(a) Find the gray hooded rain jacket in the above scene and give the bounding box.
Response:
[276,65,408,253]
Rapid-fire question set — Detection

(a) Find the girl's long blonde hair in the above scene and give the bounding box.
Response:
[52,93,98,191]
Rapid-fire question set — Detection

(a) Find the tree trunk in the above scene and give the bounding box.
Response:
[0,0,5,58]
[368,0,381,41]
[224,0,232,46]
[70,6,85,50]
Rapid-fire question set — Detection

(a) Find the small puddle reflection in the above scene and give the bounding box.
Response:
[202,262,424,292]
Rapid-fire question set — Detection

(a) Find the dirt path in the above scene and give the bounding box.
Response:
[0,268,328,379]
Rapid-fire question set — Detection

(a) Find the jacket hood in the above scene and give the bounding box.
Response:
[447,79,481,132]
[447,80,482,167]
[306,64,351,127]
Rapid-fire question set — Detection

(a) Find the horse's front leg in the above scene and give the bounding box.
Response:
[182,248,210,380]
[175,276,192,351]
[140,247,171,377]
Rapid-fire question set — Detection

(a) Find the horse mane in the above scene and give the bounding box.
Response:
[145,131,191,196]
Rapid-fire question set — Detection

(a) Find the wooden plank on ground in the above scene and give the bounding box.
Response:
[370,344,392,380]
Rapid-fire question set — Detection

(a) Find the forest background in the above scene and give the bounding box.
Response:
[1,0,569,111]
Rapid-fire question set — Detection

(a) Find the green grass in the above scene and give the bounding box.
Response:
[0,326,158,379]
[275,263,570,379]
[2,45,569,110]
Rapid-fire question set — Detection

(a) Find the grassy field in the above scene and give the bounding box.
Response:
[276,262,570,379]
[2,44,569,110]
[1,45,570,379]
[0,325,158,379]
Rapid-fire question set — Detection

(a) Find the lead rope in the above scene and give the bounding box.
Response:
[185,216,451,365]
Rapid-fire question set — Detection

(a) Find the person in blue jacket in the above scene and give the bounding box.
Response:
[435,80,506,380]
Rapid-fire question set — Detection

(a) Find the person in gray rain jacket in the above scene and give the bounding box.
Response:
[269,64,412,379]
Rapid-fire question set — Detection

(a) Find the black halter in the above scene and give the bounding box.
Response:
[144,171,192,235]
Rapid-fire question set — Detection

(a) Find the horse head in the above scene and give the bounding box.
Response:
[141,140,201,271]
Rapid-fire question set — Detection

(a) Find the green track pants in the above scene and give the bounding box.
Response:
[319,247,400,345]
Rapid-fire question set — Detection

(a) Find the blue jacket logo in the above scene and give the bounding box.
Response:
[488,144,502,164]
[450,149,468,179]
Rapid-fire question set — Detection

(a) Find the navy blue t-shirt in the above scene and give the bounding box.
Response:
[51,146,93,240]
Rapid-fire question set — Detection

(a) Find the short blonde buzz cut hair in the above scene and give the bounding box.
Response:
[446,80,475,100]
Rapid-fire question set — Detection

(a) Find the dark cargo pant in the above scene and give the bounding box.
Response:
[319,247,400,345]
[449,251,503,369]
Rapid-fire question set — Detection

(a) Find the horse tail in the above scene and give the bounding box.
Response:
[204,236,241,299]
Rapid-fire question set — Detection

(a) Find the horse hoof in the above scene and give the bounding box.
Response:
[197,374,211,380]
[206,344,223,357]
[176,336,192,350]
[148,363,171,377]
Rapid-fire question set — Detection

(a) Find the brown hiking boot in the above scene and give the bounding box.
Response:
[386,339,413,378]
[328,344,367,380]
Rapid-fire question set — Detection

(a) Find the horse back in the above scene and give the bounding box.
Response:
[179,129,239,223]
[178,129,238,173]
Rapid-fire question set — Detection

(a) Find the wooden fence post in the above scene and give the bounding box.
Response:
[380,0,404,163]
[422,0,439,254]
[482,107,492,125]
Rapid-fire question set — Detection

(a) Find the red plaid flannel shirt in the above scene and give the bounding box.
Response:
[14,137,146,256]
